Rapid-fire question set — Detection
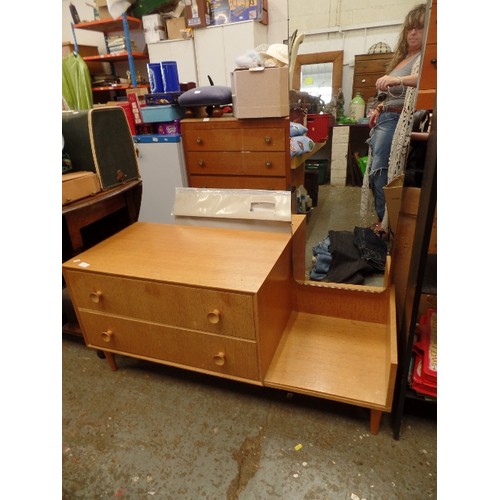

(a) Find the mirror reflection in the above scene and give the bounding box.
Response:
[300,62,333,103]
[288,0,430,287]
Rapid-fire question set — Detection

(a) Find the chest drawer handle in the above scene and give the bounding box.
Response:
[90,291,103,303]
[264,135,272,144]
[265,161,272,168]
[213,352,225,366]
[198,160,205,167]
[100,329,113,343]
[196,136,203,144]
[361,78,366,83]
[207,309,220,324]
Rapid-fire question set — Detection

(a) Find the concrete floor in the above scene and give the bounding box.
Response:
[62,186,437,499]
[62,336,436,499]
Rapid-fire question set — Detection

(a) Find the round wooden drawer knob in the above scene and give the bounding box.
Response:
[100,329,113,343]
[264,135,271,143]
[90,290,103,303]
[207,309,221,324]
[196,136,203,144]
[198,160,205,167]
[213,352,225,366]
[265,161,272,168]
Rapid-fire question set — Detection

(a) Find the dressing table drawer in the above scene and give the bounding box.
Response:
[78,311,260,381]
[64,270,256,340]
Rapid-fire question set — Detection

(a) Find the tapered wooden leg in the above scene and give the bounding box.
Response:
[103,351,118,371]
[370,410,382,434]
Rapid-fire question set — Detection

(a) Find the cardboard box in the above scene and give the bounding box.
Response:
[231,66,289,119]
[384,178,437,252]
[383,175,405,233]
[62,171,101,205]
[143,14,166,44]
[229,0,267,24]
[184,0,211,28]
[166,17,187,39]
[96,0,112,20]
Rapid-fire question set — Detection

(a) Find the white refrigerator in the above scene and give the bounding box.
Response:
[133,135,187,224]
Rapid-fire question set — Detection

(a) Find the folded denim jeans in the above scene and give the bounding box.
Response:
[353,226,387,271]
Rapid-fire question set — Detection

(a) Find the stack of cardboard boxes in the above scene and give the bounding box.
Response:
[143,0,268,43]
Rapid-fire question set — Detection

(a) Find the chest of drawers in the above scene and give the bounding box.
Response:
[180,117,291,191]
[63,222,294,383]
[352,52,394,104]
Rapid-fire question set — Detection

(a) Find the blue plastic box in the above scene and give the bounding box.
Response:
[140,105,185,123]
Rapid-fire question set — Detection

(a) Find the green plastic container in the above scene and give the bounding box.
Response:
[356,155,368,176]
[305,159,329,184]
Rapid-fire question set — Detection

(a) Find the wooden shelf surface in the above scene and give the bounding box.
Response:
[291,141,326,170]
[84,51,149,63]
[92,83,149,92]
[74,17,143,33]
[265,311,396,411]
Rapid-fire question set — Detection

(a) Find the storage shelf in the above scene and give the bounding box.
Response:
[72,14,147,96]
[92,83,149,92]
[84,51,149,63]
[291,141,326,170]
[74,17,142,34]
[265,310,396,412]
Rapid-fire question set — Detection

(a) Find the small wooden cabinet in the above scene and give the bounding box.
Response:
[352,52,394,104]
[63,219,398,434]
[181,117,291,190]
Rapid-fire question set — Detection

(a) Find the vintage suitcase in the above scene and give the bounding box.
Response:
[62,107,140,190]
[62,171,101,205]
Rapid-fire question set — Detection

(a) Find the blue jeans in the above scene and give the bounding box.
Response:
[367,112,399,221]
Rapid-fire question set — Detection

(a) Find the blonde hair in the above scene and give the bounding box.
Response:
[387,4,427,73]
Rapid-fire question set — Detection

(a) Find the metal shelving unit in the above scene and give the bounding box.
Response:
[72,14,149,93]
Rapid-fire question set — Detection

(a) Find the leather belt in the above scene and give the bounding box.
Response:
[381,106,403,114]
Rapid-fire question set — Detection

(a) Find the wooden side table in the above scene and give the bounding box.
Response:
[62,179,142,337]
[62,179,142,257]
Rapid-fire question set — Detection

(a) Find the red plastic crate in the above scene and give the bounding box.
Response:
[306,113,331,143]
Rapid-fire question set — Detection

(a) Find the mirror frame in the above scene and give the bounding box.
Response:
[291,51,344,97]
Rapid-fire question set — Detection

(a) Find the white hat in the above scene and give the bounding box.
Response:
[256,43,289,66]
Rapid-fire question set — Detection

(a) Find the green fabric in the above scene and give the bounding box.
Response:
[62,53,93,110]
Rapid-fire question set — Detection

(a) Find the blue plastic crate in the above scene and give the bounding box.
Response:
[141,105,185,123]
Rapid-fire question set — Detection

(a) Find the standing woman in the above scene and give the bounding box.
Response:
[366,4,427,235]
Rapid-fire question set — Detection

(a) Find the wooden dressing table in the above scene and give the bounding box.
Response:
[63,217,397,434]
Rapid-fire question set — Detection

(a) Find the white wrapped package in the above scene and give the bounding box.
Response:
[172,188,291,233]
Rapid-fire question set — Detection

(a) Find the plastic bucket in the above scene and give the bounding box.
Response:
[160,61,180,92]
[147,63,164,93]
